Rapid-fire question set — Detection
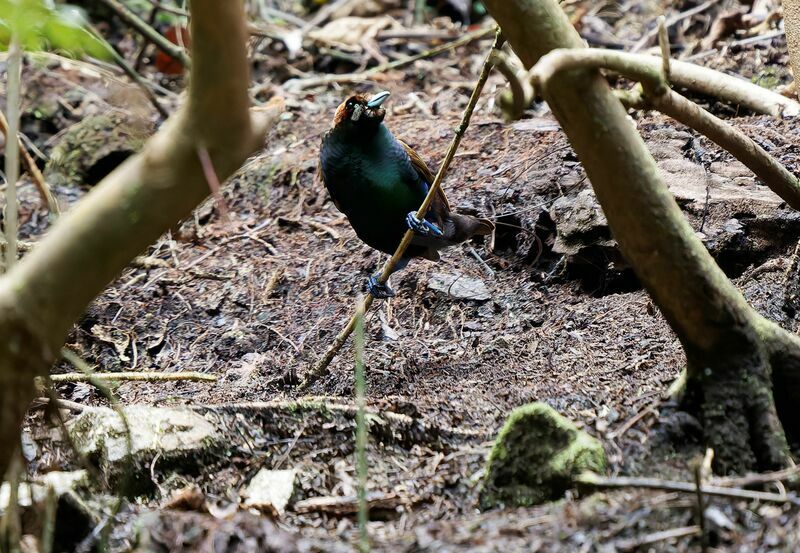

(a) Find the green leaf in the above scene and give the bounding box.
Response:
[0,0,108,58]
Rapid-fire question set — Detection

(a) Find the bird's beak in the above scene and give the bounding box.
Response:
[367,91,391,109]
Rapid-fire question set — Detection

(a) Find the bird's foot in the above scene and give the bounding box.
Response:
[406,212,443,237]
[367,275,395,299]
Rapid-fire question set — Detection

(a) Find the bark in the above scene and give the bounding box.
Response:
[785,0,800,97]
[484,0,798,472]
[0,0,283,475]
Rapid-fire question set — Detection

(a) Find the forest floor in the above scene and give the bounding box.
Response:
[4,0,800,551]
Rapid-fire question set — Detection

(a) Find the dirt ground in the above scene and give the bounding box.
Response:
[4,0,800,551]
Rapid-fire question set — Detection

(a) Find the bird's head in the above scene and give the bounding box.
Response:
[332,91,391,132]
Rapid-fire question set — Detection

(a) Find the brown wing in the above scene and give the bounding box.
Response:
[318,134,344,213]
[399,140,451,212]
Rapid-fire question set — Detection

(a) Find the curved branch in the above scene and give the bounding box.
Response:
[530,48,800,117]
[647,90,800,210]
[0,0,283,476]
[532,49,800,210]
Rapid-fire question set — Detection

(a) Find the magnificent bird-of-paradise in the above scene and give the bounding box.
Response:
[319,91,494,298]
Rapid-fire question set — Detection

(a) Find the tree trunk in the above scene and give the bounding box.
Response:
[0,0,283,476]
[483,0,799,473]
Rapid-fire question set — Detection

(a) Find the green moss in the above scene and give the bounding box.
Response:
[752,67,787,90]
[45,111,152,188]
[478,402,605,510]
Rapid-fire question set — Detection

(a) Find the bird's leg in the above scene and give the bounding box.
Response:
[366,256,410,299]
[406,212,443,237]
[366,274,395,298]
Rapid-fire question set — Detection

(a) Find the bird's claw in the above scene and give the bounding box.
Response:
[406,212,443,237]
[367,275,395,299]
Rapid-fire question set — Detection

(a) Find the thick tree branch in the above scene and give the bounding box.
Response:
[0,0,283,476]
[533,49,800,117]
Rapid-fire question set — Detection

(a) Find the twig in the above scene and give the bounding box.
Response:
[197,146,231,224]
[691,455,709,552]
[3,35,21,272]
[258,6,307,28]
[631,0,721,52]
[467,244,495,276]
[97,0,191,69]
[607,399,659,439]
[30,396,89,412]
[658,16,670,82]
[530,48,800,117]
[615,526,701,551]
[144,0,189,17]
[713,464,800,488]
[88,25,170,119]
[300,0,365,34]
[293,492,404,515]
[376,30,460,41]
[298,28,504,391]
[285,26,495,91]
[0,110,59,214]
[50,371,217,383]
[576,472,800,505]
[354,299,369,553]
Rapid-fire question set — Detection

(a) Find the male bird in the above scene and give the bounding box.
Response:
[319,90,494,298]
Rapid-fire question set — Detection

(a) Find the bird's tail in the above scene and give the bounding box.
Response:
[471,217,495,236]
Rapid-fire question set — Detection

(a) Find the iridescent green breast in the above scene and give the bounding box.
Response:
[320,124,429,254]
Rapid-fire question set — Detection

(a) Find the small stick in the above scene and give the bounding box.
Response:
[144,0,189,18]
[530,48,800,117]
[31,396,89,412]
[691,455,709,552]
[197,146,231,224]
[88,24,170,119]
[300,0,366,34]
[713,463,800,488]
[3,35,21,272]
[50,371,217,383]
[615,526,701,551]
[285,26,495,91]
[97,0,191,69]
[354,299,369,553]
[299,28,504,390]
[0,110,59,214]
[657,15,670,82]
[576,472,800,505]
[631,0,721,52]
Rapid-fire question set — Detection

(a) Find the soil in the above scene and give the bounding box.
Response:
[3,0,800,551]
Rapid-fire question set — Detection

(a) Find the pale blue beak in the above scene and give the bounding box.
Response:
[367,91,391,108]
